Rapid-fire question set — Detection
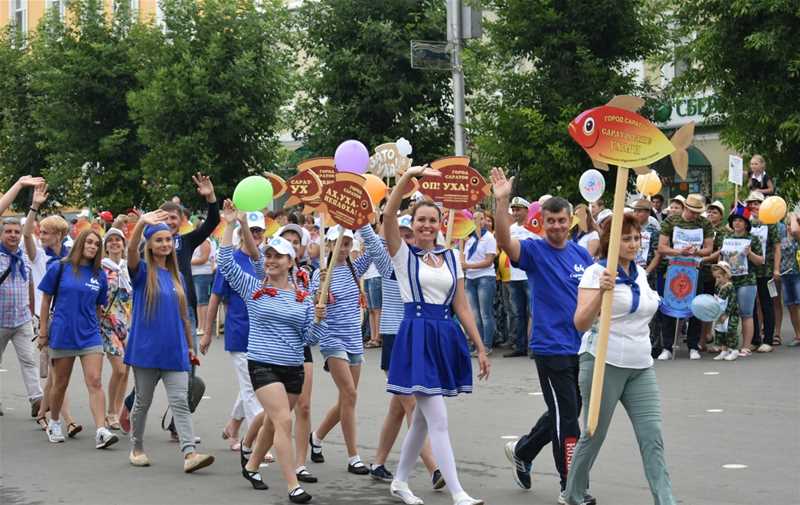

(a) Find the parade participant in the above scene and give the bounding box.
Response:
[191,237,216,337]
[100,228,132,430]
[217,201,326,504]
[572,209,601,258]
[711,262,740,361]
[0,175,44,216]
[746,191,780,352]
[656,194,714,360]
[651,194,665,222]
[0,217,43,419]
[381,165,489,505]
[701,200,729,350]
[124,211,214,472]
[504,197,538,358]
[463,211,498,353]
[307,224,381,476]
[201,212,266,452]
[780,212,800,346]
[631,200,661,275]
[492,168,595,505]
[747,154,774,196]
[363,220,384,350]
[38,229,117,449]
[566,213,675,505]
[667,196,684,218]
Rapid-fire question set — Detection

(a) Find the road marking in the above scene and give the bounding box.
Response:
[202,395,212,399]
[722,464,748,469]
[500,435,519,440]
[0,369,8,372]
[703,372,720,375]
[528,392,543,396]
[706,409,724,413]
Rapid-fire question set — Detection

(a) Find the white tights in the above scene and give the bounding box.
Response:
[395,395,463,496]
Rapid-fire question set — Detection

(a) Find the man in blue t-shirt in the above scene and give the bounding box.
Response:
[491,168,596,505]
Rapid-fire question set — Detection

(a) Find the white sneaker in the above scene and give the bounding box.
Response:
[689,349,702,360]
[657,349,672,360]
[96,426,119,449]
[452,491,484,505]
[724,349,740,361]
[756,343,773,353]
[713,350,729,360]
[390,480,424,505]
[47,419,65,443]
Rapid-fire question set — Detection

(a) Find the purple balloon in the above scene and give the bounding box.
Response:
[334,140,369,174]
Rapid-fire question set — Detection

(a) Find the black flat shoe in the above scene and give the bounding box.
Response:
[242,468,268,490]
[289,486,312,503]
[240,444,252,469]
[309,434,324,463]
[348,461,369,475]
[296,468,318,483]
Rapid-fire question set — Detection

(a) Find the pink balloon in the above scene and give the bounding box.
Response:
[334,140,369,174]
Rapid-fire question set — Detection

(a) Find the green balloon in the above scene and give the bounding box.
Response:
[233,176,273,211]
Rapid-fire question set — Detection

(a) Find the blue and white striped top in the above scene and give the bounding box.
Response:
[218,246,326,366]
[310,225,391,354]
[357,233,404,335]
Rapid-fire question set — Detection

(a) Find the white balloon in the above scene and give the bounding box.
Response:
[578,169,605,203]
[396,137,413,157]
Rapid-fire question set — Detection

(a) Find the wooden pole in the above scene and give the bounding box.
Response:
[586,166,630,436]
[319,211,327,270]
[316,233,344,322]
[444,208,456,248]
[734,184,739,206]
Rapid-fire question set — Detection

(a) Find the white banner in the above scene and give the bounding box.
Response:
[728,155,743,186]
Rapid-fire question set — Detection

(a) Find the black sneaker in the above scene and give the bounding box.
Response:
[242,468,268,490]
[309,434,324,463]
[504,440,532,490]
[558,491,597,505]
[347,460,369,475]
[296,467,318,483]
[289,486,312,503]
[431,468,446,490]
[369,464,393,482]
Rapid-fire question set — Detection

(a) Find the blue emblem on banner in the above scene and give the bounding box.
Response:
[660,256,700,318]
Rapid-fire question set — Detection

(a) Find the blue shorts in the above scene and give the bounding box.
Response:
[365,277,383,309]
[782,274,800,306]
[321,349,364,367]
[193,274,214,305]
[736,284,757,318]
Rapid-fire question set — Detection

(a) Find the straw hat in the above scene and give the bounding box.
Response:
[684,194,706,213]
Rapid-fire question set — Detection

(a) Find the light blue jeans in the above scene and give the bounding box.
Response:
[465,275,496,349]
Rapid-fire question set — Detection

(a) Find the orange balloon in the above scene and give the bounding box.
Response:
[759,196,787,225]
[363,174,388,206]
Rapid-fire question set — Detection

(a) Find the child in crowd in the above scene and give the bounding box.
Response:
[712,262,740,361]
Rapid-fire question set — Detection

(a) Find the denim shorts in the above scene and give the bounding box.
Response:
[193,274,214,305]
[321,349,364,367]
[782,274,800,306]
[364,277,383,309]
[248,360,305,395]
[736,284,757,318]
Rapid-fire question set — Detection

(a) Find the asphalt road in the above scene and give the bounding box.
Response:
[2,320,799,505]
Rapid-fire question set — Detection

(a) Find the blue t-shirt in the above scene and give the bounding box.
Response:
[124,263,190,371]
[514,238,593,355]
[38,262,108,350]
[212,248,259,353]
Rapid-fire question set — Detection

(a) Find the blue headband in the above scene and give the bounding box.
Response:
[143,223,170,240]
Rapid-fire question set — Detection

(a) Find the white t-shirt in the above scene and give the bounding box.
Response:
[362,263,381,280]
[463,231,497,279]
[190,238,216,276]
[510,223,537,281]
[391,241,464,304]
[578,263,660,369]
[577,231,600,254]
[22,242,49,316]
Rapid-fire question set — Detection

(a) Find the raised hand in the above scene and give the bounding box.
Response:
[222,199,238,223]
[490,167,513,200]
[18,175,45,188]
[140,210,170,226]
[192,172,216,201]
[404,164,440,179]
[32,183,49,207]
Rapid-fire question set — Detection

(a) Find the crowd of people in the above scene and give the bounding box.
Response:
[0,154,798,505]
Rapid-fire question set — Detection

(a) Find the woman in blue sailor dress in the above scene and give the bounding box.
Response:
[382,165,491,505]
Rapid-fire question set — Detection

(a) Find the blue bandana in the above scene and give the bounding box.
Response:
[144,223,170,241]
[467,228,487,259]
[599,259,640,313]
[45,239,69,266]
[0,243,27,280]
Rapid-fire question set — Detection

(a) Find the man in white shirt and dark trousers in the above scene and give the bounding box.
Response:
[504,197,537,358]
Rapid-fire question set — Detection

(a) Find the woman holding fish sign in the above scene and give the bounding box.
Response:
[380,165,489,505]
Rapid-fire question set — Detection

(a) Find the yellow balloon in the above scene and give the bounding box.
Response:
[636,170,662,197]
[759,196,787,224]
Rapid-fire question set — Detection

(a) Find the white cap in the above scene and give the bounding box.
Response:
[597,208,613,224]
[398,215,413,229]
[325,225,355,242]
[278,224,306,245]
[538,194,553,205]
[264,236,296,259]
[103,227,126,245]
[245,211,266,230]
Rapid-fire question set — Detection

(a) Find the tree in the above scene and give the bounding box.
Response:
[293,0,454,164]
[465,0,666,202]
[22,0,146,212]
[127,0,295,209]
[670,0,800,203]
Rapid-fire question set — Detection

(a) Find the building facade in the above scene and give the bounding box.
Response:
[0,1,166,31]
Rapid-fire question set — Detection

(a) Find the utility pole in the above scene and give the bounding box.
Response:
[448,0,466,156]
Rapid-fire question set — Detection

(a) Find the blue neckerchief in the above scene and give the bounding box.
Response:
[0,243,27,280]
[599,259,639,313]
[45,240,69,265]
[467,227,487,259]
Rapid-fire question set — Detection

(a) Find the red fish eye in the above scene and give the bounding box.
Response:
[583,117,595,135]
[471,177,478,184]
[361,201,367,208]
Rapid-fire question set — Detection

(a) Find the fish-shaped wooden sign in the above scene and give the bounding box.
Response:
[369,143,412,179]
[285,169,323,207]
[568,95,694,178]
[418,156,491,210]
[317,172,375,230]
[263,172,287,199]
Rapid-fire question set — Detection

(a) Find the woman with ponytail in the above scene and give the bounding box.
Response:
[124,211,214,473]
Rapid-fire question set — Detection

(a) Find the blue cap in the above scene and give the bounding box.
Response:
[143,223,170,240]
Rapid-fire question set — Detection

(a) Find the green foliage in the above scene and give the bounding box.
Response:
[670,0,800,203]
[128,0,294,209]
[293,0,454,164]
[466,0,667,202]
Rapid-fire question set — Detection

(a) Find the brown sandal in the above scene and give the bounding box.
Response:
[67,422,83,438]
[36,416,48,431]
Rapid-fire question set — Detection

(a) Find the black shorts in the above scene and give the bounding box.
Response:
[380,333,395,371]
[248,360,305,395]
[304,345,313,364]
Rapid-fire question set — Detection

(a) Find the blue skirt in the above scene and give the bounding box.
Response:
[387,302,473,397]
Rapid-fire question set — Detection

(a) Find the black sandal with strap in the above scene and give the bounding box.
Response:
[67,422,83,438]
[242,468,268,490]
[36,416,48,431]
[289,486,312,504]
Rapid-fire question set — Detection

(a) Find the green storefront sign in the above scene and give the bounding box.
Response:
[654,95,720,124]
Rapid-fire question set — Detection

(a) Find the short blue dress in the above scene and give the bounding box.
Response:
[387,242,473,397]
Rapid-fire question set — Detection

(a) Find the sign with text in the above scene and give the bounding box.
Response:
[264,172,287,199]
[418,156,490,210]
[285,169,323,207]
[728,155,743,186]
[317,172,375,230]
[369,143,412,179]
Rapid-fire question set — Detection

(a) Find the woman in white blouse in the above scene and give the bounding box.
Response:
[565,213,676,505]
